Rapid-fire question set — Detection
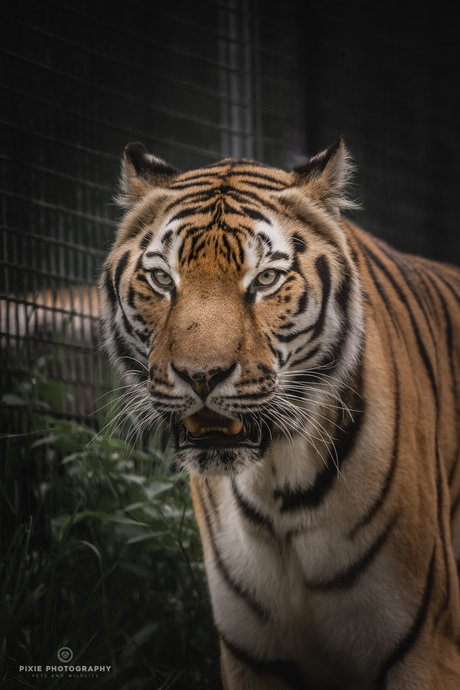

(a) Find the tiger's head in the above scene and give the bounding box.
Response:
[100,139,364,476]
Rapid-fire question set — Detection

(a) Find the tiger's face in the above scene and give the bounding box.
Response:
[100,140,363,476]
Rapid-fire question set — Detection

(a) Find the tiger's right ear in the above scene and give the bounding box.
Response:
[117,142,180,207]
[291,137,357,216]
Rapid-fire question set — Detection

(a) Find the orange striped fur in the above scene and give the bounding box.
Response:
[100,139,460,689]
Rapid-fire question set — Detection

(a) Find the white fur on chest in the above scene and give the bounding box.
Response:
[204,435,413,684]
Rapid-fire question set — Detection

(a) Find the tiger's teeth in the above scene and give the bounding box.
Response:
[229,419,243,435]
[183,416,200,435]
[182,417,243,437]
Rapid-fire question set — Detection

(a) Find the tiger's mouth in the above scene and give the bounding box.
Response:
[178,406,262,449]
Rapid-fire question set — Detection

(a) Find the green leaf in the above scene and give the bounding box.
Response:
[76,511,150,527]
[145,481,173,499]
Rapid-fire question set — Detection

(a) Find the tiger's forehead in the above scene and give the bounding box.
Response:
[138,160,295,273]
[142,209,292,274]
[159,158,292,232]
[168,158,292,192]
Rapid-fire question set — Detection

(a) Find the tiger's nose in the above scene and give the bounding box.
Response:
[172,363,237,397]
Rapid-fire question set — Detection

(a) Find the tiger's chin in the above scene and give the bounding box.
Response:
[174,408,267,476]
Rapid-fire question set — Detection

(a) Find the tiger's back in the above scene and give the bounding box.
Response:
[100,139,460,689]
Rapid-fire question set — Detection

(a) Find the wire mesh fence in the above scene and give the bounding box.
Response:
[1,0,304,427]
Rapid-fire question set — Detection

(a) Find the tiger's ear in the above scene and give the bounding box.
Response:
[117,142,180,207]
[292,137,357,215]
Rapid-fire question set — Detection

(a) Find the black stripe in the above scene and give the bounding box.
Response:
[161,229,173,247]
[430,270,460,490]
[377,543,436,685]
[114,250,131,298]
[203,479,221,530]
[103,268,117,313]
[224,169,285,185]
[311,320,350,374]
[163,191,214,214]
[112,328,146,377]
[292,234,307,253]
[421,271,460,488]
[150,390,186,401]
[274,360,364,512]
[170,177,282,193]
[238,179,286,190]
[188,237,207,264]
[276,322,315,344]
[170,178,216,189]
[357,241,404,340]
[220,633,307,690]
[127,285,136,309]
[430,267,460,308]
[349,348,400,538]
[450,491,460,520]
[306,517,396,591]
[169,202,216,222]
[434,444,450,626]
[279,320,296,330]
[335,261,352,314]
[310,255,331,341]
[271,251,290,261]
[358,238,438,404]
[227,188,280,214]
[240,205,271,224]
[311,261,354,372]
[139,232,153,250]
[226,391,273,402]
[170,166,283,185]
[345,225,360,267]
[252,274,295,307]
[290,343,321,368]
[134,288,152,302]
[144,250,164,260]
[133,325,149,344]
[419,270,452,356]
[376,244,438,351]
[257,231,272,250]
[135,273,149,286]
[197,490,270,622]
[232,480,275,537]
[221,233,232,261]
[134,253,144,273]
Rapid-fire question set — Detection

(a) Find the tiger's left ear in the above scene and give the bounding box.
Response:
[292,137,356,215]
[117,142,180,208]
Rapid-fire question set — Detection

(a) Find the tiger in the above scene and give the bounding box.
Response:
[99,138,460,689]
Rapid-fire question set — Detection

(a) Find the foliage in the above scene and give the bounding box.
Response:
[0,366,220,689]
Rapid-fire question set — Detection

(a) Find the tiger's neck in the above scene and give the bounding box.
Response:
[206,317,393,542]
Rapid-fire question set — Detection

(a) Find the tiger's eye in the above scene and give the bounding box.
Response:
[152,269,173,287]
[255,269,278,287]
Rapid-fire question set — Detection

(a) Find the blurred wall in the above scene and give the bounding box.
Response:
[301,3,460,263]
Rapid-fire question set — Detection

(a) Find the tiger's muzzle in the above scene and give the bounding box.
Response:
[172,362,237,398]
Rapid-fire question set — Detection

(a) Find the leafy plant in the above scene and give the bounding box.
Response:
[0,367,220,689]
